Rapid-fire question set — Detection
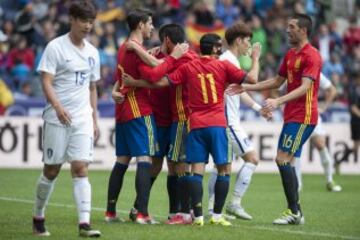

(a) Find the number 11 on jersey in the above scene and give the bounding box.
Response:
[197,73,218,104]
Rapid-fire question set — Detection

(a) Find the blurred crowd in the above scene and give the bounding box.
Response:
[0,0,359,116]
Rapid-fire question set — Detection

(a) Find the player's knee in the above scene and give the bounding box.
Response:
[216,163,230,175]
[244,153,259,165]
[43,165,61,180]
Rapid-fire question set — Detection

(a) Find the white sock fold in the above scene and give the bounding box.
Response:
[33,174,56,218]
[208,168,217,211]
[319,148,333,183]
[73,177,91,224]
[294,157,302,191]
[231,162,256,206]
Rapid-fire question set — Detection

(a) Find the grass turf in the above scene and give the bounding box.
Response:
[0,169,359,240]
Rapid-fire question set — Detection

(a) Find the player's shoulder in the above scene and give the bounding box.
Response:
[84,39,99,55]
[303,44,321,59]
[45,34,67,50]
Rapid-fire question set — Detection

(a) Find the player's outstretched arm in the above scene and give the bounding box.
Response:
[264,77,313,111]
[245,42,261,84]
[239,92,272,120]
[126,40,163,67]
[226,75,286,95]
[122,73,169,88]
[40,72,72,126]
[89,81,99,139]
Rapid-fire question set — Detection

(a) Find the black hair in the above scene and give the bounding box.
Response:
[225,22,252,45]
[126,9,153,31]
[158,23,185,44]
[200,33,222,55]
[69,0,97,20]
[291,13,313,37]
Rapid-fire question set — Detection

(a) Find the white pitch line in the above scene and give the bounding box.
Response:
[0,196,359,240]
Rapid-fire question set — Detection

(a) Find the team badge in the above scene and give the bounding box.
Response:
[88,57,95,69]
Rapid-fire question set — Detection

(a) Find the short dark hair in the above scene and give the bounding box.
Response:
[291,13,313,37]
[69,0,97,20]
[225,22,252,45]
[158,23,185,44]
[200,33,222,55]
[126,9,153,31]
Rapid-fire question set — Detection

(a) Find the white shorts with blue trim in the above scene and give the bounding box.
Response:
[228,125,254,157]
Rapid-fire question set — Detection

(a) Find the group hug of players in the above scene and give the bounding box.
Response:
[104,8,332,227]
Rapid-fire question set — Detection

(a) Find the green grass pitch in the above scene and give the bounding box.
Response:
[0,169,359,240]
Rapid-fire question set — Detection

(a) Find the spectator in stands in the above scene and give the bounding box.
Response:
[313,24,334,62]
[343,15,360,54]
[250,15,267,56]
[322,52,344,78]
[216,0,240,27]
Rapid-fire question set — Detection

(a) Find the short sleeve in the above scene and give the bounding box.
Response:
[167,64,187,85]
[319,73,332,89]
[37,42,58,75]
[302,54,322,81]
[278,54,288,78]
[90,51,101,82]
[224,60,246,84]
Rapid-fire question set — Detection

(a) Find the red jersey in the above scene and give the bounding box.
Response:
[115,40,175,123]
[169,50,198,122]
[150,52,172,127]
[278,43,322,125]
[167,56,247,130]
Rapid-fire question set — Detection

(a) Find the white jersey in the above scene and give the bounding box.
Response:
[319,72,332,90]
[37,33,100,125]
[220,50,241,127]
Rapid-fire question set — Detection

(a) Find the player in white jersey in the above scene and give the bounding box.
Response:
[207,23,270,220]
[32,1,101,237]
[294,73,342,192]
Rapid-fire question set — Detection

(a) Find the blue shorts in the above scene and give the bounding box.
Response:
[154,126,171,158]
[278,122,315,158]
[116,115,158,157]
[168,121,188,162]
[186,127,232,165]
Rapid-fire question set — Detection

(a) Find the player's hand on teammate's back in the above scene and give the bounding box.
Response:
[225,84,245,95]
[54,105,72,126]
[170,43,189,59]
[112,89,125,104]
[251,42,261,61]
[264,98,280,111]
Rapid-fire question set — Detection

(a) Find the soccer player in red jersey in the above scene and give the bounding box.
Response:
[123,24,199,224]
[123,33,259,226]
[228,13,322,225]
[105,9,186,224]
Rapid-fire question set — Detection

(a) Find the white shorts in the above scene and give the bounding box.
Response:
[312,115,326,136]
[228,125,254,157]
[42,121,94,165]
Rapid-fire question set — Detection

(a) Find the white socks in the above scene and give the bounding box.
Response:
[231,162,256,206]
[208,168,217,211]
[73,177,91,224]
[294,157,302,191]
[33,174,56,218]
[319,148,333,183]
